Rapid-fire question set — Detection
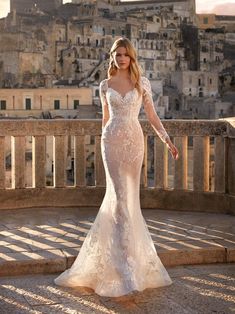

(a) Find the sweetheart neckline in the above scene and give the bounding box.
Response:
[107,87,137,99]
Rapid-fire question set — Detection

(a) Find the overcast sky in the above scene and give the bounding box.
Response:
[0,0,235,18]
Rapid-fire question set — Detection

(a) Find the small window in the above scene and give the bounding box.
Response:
[54,100,60,110]
[95,90,99,97]
[198,78,201,86]
[25,98,31,110]
[112,29,115,37]
[122,29,125,36]
[74,100,80,109]
[210,78,212,84]
[203,17,208,24]
[0,100,6,110]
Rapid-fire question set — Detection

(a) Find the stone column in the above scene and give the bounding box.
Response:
[53,135,66,188]
[174,136,188,190]
[11,136,25,189]
[95,135,105,186]
[193,136,210,191]
[74,135,86,187]
[32,136,46,188]
[0,137,5,189]
[227,137,235,195]
[154,137,168,189]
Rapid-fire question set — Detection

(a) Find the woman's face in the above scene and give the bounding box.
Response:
[113,46,131,71]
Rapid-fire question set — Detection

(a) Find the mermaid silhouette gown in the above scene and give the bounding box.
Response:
[54,76,172,297]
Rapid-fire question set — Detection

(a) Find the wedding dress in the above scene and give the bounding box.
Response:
[54,76,172,297]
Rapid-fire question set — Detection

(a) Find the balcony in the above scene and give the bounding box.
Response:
[0,119,234,213]
[0,119,234,311]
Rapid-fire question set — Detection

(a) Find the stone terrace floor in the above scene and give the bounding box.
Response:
[0,207,234,313]
[0,263,235,313]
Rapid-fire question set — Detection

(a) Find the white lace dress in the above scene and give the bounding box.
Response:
[54,76,172,297]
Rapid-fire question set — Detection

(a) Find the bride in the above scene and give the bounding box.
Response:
[54,37,179,297]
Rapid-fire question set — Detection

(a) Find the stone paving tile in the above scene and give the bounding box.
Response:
[1,264,234,314]
[0,208,235,279]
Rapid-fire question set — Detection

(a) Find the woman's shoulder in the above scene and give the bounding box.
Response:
[140,76,151,90]
[140,76,150,84]
[99,78,108,91]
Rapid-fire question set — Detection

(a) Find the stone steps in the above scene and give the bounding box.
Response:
[0,240,234,277]
[0,207,234,277]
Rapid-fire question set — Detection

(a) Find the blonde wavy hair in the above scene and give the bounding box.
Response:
[108,37,142,95]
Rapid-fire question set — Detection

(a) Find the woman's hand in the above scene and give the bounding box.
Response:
[165,139,179,160]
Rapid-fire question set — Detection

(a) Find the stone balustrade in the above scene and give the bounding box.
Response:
[0,119,234,214]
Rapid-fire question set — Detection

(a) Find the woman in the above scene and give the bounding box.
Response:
[54,37,179,297]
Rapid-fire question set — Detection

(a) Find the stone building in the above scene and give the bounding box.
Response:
[10,0,63,14]
[197,14,235,32]
[172,71,219,98]
[0,0,234,121]
[197,14,216,30]
[0,0,196,89]
[0,87,92,119]
[199,29,225,72]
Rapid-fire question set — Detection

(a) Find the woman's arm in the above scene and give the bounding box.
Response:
[99,81,110,130]
[142,77,179,160]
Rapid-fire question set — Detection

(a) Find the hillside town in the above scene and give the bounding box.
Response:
[0,0,234,121]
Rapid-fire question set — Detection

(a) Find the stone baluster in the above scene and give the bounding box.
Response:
[32,136,46,188]
[53,135,66,188]
[95,135,105,186]
[174,136,188,190]
[141,135,148,187]
[214,136,226,193]
[0,137,5,189]
[154,137,168,189]
[74,135,86,187]
[227,137,235,196]
[11,136,25,189]
[193,136,210,191]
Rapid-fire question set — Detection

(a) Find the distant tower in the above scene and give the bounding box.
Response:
[10,0,63,14]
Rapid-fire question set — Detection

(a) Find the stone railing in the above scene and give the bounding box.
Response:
[0,119,234,214]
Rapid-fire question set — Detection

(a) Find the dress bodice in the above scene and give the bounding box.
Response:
[99,76,170,143]
[101,82,142,121]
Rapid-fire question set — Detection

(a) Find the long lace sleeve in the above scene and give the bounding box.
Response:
[99,80,109,130]
[141,77,170,143]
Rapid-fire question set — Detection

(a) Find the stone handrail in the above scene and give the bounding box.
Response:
[0,119,234,214]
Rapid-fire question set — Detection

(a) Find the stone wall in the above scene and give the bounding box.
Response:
[172,71,219,97]
[0,119,234,214]
[10,0,63,14]
[0,87,92,111]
